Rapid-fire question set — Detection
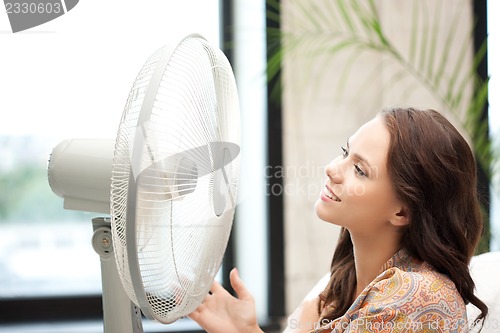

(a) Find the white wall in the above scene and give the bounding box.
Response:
[282,0,474,314]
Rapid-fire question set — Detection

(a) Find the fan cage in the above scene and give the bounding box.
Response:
[110,35,240,323]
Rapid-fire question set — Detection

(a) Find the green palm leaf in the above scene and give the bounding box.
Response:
[267,0,491,251]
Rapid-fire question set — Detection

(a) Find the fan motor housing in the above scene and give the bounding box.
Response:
[48,138,115,214]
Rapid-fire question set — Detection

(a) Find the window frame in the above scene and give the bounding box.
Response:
[0,0,286,330]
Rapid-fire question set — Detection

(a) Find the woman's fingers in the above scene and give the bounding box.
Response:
[188,268,261,333]
[229,268,252,301]
[187,304,203,322]
[209,279,226,295]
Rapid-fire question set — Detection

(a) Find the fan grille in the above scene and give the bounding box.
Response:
[110,35,240,323]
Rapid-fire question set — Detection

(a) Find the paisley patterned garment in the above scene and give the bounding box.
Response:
[317,249,468,333]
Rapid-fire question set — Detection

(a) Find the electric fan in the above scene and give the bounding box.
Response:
[47,33,240,332]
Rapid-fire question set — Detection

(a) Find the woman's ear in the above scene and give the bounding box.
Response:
[389,207,409,227]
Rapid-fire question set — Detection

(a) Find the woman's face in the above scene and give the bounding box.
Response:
[314,116,404,234]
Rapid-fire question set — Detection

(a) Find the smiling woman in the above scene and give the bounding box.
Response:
[312,107,488,333]
[316,116,404,237]
[187,107,488,333]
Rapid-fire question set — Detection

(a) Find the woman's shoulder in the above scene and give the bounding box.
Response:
[367,250,463,302]
[362,259,467,330]
[371,262,463,301]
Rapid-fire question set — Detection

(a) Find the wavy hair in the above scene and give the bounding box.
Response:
[317,107,488,330]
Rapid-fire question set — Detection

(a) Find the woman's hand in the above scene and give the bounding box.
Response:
[188,268,263,333]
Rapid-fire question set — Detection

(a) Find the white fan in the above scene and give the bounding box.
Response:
[47,33,240,332]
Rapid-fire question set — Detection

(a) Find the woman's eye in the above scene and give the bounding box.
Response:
[354,164,366,177]
[341,146,348,158]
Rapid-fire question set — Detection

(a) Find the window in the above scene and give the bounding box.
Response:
[0,0,284,331]
[488,0,500,251]
[0,0,222,330]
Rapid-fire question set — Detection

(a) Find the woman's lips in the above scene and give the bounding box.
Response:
[322,185,340,202]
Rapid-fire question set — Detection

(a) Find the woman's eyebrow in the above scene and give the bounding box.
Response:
[346,138,372,168]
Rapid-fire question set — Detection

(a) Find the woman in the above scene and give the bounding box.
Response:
[189,107,488,332]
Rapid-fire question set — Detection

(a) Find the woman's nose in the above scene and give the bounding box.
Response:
[325,159,343,183]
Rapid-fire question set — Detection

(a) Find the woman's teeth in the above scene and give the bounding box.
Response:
[325,186,340,201]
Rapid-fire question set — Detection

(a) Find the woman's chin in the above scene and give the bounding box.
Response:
[314,200,337,224]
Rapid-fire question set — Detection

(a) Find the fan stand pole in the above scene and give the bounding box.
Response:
[92,217,144,333]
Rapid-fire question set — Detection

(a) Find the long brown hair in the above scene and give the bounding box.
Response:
[318,107,488,329]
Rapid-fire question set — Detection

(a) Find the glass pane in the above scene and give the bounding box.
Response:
[488,0,500,251]
[0,138,100,297]
[0,0,220,298]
